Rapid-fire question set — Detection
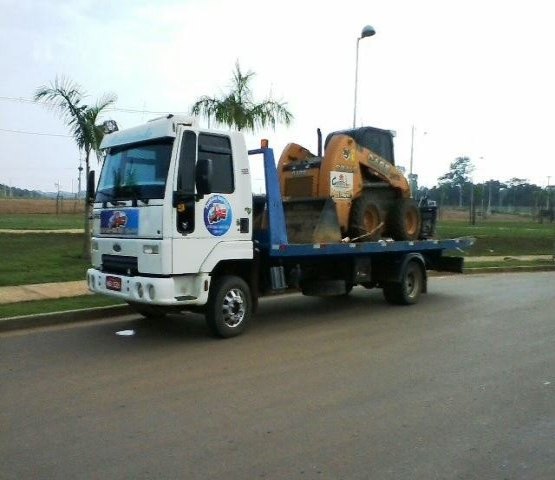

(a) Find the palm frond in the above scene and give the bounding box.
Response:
[190,62,293,132]
[35,76,117,161]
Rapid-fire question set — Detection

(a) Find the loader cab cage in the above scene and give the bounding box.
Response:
[325,126,395,165]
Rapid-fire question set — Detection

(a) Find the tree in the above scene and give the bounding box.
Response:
[438,156,475,207]
[191,61,293,132]
[35,77,116,258]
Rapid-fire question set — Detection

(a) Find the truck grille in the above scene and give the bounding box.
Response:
[101,255,138,276]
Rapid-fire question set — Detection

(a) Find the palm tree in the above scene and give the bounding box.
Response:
[191,61,293,132]
[35,77,116,259]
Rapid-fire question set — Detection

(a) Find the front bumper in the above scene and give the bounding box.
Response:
[86,269,210,306]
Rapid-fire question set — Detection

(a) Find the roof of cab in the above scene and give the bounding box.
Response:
[100,115,199,149]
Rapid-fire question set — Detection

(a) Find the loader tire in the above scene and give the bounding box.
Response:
[349,194,383,240]
[387,198,422,241]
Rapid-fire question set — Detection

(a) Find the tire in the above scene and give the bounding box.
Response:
[349,193,384,240]
[127,302,168,319]
[387,198,422,241]
[382,260,424,305]
[206,275,252,338]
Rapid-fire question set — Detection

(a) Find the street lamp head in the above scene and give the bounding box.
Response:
[353,24,376,128]
[360,25,376,39]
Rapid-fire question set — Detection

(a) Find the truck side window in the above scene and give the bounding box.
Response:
[176,130,197,234]
[198,134,234,193]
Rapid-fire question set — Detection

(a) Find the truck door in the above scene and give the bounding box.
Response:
[172,130,249,273]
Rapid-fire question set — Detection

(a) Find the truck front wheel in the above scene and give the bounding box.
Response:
[382,260,424,305]
[206,275,252,338]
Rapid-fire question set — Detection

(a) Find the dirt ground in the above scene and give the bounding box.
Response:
[0,199,538,223]
[0,199,85,214]
[438,208,535,223]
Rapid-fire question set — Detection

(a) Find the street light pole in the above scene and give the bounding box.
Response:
[353,25,375,128]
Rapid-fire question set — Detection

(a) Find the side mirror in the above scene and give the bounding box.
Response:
[195,158,214,196]
[87,170,96,204]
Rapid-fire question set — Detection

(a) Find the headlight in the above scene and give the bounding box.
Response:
[143,244,159,254]
[91,240,99,251]
[136,282,144,298]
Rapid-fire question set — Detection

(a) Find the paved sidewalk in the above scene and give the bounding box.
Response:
[0,229,83,234]
[0,281,89,305]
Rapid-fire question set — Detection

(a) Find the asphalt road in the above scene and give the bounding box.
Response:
[1,272,554,480]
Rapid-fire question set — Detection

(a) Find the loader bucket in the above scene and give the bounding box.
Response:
[283,198,342,244]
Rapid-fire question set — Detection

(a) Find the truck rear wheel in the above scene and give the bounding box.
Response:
[387,198,422,241]
[382,260,424,305]
[206,275,252,338]
[349,193,383,240]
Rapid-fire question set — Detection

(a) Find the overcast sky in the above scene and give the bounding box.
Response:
[1,0,554,193]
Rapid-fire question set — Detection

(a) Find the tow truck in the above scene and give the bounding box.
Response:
[86,115,473,337]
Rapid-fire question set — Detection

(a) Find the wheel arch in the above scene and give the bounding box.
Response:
[373,253,428,293]
[210,258,259,310]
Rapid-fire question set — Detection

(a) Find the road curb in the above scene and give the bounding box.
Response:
[464,264,555,274]
[0,305,133,333]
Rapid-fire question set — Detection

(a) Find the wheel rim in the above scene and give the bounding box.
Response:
[405,208,419,236]
[363,206,380,233]
[222,288,246,328]
[405,266,420,299]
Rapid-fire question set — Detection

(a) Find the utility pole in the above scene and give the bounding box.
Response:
[547,176,551,210]
[469,182,476,225]
[78,158,83,199]
[55,181,62,214]
[487,181,492,216]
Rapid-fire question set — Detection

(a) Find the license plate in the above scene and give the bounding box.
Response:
[106,276,122,291]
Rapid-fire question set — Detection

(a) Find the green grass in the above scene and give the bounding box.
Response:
[0,233,88,286]
[0,218,552,290]
[0,294,124,319]
[437,220,555,256]
[0,213,83,230]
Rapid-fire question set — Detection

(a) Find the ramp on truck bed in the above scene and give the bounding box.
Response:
[249,147,474,269]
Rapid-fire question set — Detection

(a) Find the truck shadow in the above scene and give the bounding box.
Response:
[98,286,458,345]
[102,288,386,344]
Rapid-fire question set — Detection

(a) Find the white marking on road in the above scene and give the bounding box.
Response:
[116,329,135,336]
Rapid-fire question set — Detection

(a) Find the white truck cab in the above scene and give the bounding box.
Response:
[87,115,253,312]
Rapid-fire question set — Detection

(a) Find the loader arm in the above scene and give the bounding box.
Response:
[324,134,410,199]
[357,145,411,198]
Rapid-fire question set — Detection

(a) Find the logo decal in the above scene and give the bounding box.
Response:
[100,209,139,235]
[342,149,353,161]
[330,171,354,199]
[204,195,233,236]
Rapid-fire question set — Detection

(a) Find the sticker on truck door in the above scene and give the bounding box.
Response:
[204,195,232,236]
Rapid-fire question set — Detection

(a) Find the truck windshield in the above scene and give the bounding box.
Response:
[95,139,173,203]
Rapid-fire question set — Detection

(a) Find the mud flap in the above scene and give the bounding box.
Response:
[283,198,342,243]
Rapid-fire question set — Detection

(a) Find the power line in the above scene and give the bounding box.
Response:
[0,95,189,115]
[0,127,72,138]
